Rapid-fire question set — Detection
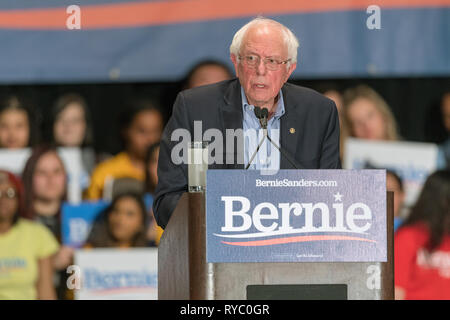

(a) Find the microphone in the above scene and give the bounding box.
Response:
[245,106,267,170]
[254,106,262,120]
[260,108,268,129]
[245,106,300,170]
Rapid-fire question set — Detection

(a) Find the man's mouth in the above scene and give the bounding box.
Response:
[253,83,267,89]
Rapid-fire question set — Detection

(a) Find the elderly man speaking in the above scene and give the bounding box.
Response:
[153,17,341,229]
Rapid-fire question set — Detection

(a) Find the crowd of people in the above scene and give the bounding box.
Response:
[0,92,167,299]
[320,83,450,300]
[0,59,449,300]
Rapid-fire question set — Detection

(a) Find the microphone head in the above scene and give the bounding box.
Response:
[261,108,269,119]
[254,106,261,119]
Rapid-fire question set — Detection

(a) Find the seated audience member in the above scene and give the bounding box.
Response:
[0,170,59,300]
[144,142,160,196]
[364,163,406,232]
[394,170,450,300]
[22,145,67,238]
[84,192,150,248]
[386,170,406,232]
[22,145,74,299]
[46,93,96,173]
[343,85,400,141]
[440,91,450,135]
[438,91,450,168]
[0,95,39,149]
[85,99,163,200]
[317,83,349,161]
[183,60,233,89]
[424,91,449,144]
[144,142,163,245]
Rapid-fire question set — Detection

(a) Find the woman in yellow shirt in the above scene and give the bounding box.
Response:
[85,100,163,200]
[0,170,59,300]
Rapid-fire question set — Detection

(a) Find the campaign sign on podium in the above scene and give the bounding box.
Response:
[206,170,387,263]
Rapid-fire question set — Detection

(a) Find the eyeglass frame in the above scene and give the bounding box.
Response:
[0,187,17,199]
[237,54,291,71]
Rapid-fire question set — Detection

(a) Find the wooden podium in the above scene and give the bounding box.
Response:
[158,191,394,300]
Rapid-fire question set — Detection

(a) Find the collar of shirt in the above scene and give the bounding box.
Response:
[240,87,285,122]
[240,86,284,170]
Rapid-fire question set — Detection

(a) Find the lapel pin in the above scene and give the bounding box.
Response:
[289,128,295,134]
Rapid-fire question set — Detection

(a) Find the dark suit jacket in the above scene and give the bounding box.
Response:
[153,78,341,229]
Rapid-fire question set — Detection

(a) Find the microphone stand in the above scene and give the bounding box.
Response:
[245,107,268,170]
[245,129,267,170]
[245,107,300,170]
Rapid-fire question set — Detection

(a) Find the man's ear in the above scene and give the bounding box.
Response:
[230,54,239,78]
[284,62,297,82]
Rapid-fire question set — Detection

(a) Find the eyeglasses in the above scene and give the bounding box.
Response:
[238,54,291,71]
[0,188,17,199]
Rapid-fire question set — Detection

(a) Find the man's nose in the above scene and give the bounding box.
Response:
[256,59,267,75]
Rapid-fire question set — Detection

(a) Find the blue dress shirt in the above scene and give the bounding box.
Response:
[241,87,285,170]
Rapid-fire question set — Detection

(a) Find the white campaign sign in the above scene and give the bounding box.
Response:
[343,138,439,206]
[0,148,31,174]
[74,248,158,300]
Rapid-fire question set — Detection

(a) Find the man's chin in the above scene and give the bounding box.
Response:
[247,94,273,107]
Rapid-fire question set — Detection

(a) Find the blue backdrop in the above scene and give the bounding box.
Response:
[0,1,449,83]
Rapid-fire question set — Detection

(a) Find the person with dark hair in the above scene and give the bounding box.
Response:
[394,170,450,300]
[184,60,233,89]
[84,192,150,248]
[0,170,59,299]
[143,142,163,245]
[363,163,406,232]
[21,145,74,299]
[424,91,450,145]
[438,91,450,168]
[22,145,67,238]
[386,170,405,232]
[48,93,94,148]
[441,92,450,135]
[0,95,39,149]
[46,93,96,174]
[85,99,163,200]
[144,142,160,195]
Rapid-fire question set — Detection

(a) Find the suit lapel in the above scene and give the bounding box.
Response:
[220,79,244,169]
[280,84,301,169]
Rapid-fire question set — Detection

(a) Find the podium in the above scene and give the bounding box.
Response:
[158,171,394,300]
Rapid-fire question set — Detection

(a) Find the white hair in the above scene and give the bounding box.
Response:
[229,17,300,65]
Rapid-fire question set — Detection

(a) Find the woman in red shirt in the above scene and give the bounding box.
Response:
[394,170,450,300]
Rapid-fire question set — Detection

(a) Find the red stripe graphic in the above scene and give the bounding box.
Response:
[221,235,376,246]
[0,0,450,30]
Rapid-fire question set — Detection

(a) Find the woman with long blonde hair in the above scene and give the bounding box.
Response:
[343,85,400,141]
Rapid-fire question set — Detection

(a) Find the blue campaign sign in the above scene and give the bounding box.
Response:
[206,170,387,263]
[61,201,109,248]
